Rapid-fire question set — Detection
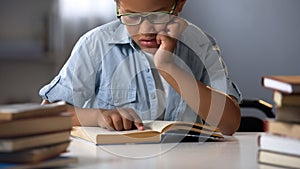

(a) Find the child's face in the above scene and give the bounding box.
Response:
[118,0,185,52]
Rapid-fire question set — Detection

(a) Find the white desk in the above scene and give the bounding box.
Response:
[66,132,275,169]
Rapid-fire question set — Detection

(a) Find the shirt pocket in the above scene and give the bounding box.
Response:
[95,88,137,109]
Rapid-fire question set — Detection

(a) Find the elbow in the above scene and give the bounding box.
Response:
[221,121,240,135]
[220,99,241,136]
[221,116,241,136]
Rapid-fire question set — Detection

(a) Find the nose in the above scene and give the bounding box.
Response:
[138,19,156,34]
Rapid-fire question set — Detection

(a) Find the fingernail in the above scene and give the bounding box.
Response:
[138,126,144,131]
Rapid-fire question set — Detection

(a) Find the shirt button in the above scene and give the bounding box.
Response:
[151,93,156,99]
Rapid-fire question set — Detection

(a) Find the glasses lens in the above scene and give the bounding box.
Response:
[121,14,141,25]
[148,13,172,24]
[120,12,173,26]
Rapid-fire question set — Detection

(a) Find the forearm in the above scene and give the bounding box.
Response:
[41,100,144,130]
[156,62,241,135]
[41,100,99,126]
[66,105,100,126]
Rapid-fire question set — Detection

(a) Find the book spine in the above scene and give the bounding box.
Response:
[276,106,300,123]
[274,91,300,107]
[292,85,300,94]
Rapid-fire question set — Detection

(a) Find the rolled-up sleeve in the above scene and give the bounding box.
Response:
[39,34,101,107]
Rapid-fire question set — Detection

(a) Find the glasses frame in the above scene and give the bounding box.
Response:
[116,1,178,26]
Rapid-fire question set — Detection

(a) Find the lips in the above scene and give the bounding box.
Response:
[139,36,158,48]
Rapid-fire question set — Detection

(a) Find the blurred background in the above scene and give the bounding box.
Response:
[0,0,299,119]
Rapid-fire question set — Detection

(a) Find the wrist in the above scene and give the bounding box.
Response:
[154,48,175,68]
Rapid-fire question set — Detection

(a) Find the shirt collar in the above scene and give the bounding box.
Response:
[107,21,131,45]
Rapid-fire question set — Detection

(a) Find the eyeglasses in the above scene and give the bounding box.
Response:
[116,1,178,26]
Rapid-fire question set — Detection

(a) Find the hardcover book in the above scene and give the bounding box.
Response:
[258,133,300,157]
[0,131,70,152]
[261,75,300,94]
[273,91,300,107]
[0,115,72,138]
[258,150,300,169]
[265,119,300,139]
[276,106,300,123]
[0,156,77,169]
[0,101,67,121]
[0,141,70,163]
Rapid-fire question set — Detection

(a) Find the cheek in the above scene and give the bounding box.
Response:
[126,26,140,36]
[153,25,167,32]
[126,24,167,35]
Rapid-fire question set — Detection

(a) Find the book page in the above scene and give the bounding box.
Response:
[143,120,223,138]
[143,120,176,133]
[143,120,219,132]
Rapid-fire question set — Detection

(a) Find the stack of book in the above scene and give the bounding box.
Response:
[258,75,300,168]
[0,101,77,168]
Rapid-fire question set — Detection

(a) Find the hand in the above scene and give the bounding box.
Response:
[97,108,144,131]
[155,17,188,66]
[156,17,188,51]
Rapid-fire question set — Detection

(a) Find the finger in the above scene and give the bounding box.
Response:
[110,113,124,131]
[166,18,188,38]
[122,116,133,130]
[171,16,187,27]
[156,32,172,45]
[117,108,133,130]
[166,22,181,38]
[156,32,177,53]
[156,33,163,45]
[126,108,144,130]
[101,113,115,131]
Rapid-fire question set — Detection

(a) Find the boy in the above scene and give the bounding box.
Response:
[40,0,242,135]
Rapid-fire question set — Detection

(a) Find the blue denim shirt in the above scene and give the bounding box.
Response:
[39,19,242,123]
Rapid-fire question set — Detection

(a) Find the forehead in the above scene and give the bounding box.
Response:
[118,0,175,12]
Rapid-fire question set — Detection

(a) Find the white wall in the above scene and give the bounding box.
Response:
[51,0,116,71]
[0,0,56,104]
[0,0,116,104]
[0,60,55,104]
[180,0,300,108]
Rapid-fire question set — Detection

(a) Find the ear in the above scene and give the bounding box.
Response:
[114,0,120,8]
[176,0,187,13]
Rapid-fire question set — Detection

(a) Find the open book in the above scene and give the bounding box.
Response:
[71,120,224,145]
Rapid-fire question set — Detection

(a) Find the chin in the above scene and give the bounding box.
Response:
[141,47,158,54]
